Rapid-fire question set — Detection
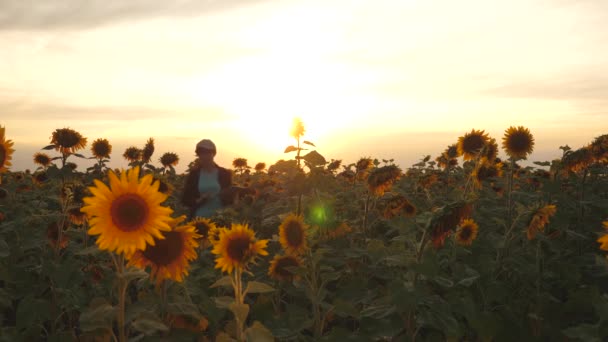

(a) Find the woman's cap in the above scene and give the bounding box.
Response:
[196,139,216,152]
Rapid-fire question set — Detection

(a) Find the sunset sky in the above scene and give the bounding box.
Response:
[1,0,607,173]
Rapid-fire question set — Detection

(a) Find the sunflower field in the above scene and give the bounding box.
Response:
[0,123,608,342]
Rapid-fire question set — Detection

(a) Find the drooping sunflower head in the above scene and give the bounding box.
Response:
[562,147,594,173]
[33,152,52,168]
[471,159,503,189]
[482,138,499,161]
[33,171,49,185]
[188,217,217,248]
[160,152,179,168]
[211,223,268,273]
[455,219,479,246]
[502,126,535,160]
[268,254,302,282]
[81,166,174,256]
[589,134,608,162]
[527,204,557,240]
[142,138,155,163]
[0,125,15,173]
[128,217,200,285]
[123,147,142,163]
[430,202,473,248]
[152,176,173,196]
[68,207,87,225]
[50,128,87,155]
[254,162,266,172]
[290,117,305,139]
[91,138,112,159]
[355,157,373,173]
[444,144,460,159]
[457,129,489,161]
[279,214,309,255]
[47,222,68,249]
[233,158,248,169]
[327,159,342,173]
[367,165,402,196]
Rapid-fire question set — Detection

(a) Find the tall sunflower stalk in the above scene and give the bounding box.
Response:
[502,126,535,229]
[284,118,312,215]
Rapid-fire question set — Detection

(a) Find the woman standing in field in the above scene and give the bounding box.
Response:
[181,139,233,218]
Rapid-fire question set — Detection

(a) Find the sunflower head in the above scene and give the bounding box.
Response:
[33,171,49,185]
[367,165,402,196]
[457,129,489,161]
[327,159,342,173]
[430,202,473,248]
[382,195,416,219]
[152,176,173,196]
[268,254,302,282]
[471,159,503,189]
[0,125,15,173]
[33,152,52,168]
[482,138,499,161]
[211,223,268,273]
[562,147,594,173]
[160,152,179,168]
[47,222,68,249]
[188,217,217,248]
[455,219,479,246]
[91,138,112,159]
[279,214,309,255]
[68,207,87,225]
[123,147,142,163]
[129,217,200,285]
[50,128,87,155]
[290,117,305,139]
[81,166,174,256]
[502,126,535,160]
[527,204,557,240]
[254,162,266,172]
[233,158,248,169]
[444,144,460,159]
[142,138,155,163]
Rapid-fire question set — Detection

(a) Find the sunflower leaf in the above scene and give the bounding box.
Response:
[42,144,56,150]
[214,296,235,309]
[228,303,249,326]
[244,281,275,294]
[210,276,233,288]
[119,267,149,283]
[284,145,298,153]
[73,153,86,158]
[303,140,315,147]
[131,314,169,335]
[244,321,274,342]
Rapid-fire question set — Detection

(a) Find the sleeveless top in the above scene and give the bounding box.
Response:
[194,168,222,218]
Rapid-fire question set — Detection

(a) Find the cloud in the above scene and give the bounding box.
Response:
[0,0,268,30]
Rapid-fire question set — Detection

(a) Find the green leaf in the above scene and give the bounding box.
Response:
[245,321,274,342]
[245,281,275,294]
[215,296,235,309]
[210,276,233,288]
[119,267,148,283]
[360,304,396,319]
[78,298,116,333]
[74,246,102,256]
[0,239,9,258]
[73,153,86,158]
[131,314,169,335]
[434,276,454,288]
[562,323,600,342]
[302,140,316,147]
[229,302,250,326]
[284,145,298,153]
[42,144,56,150]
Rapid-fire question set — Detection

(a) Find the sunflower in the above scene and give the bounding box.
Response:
[142,138,155,163]
[590,134,608,163]
[444,144,459,159]
[33,171,49,185]
[455,219,479,246]
[457,129,489,161]
[50,128,87,155]
[152,176,173,196]
[0,125,15,173]
[382,195,416,219]
[254,162,266,172]
[482,138,499,161]
[211,223,268,273]
[279,214,309,255]
[327,159,342,173]
[208,225,226,246]
[290,117,305,138]
[128,216,200,284]
[160,152,179,168]
[81,167,174,256]
[91,138,112,159]
[367,165,402,196]
[123,147,142,163]
[68,207,87,225]
[562,147,594,173]
[188,217,217,248]
[527,204,557,240]
[430,202,473,248]
[47,222,68,249]
[232,158,248,169]
[326,222,353,240]
[33,152,52,168]
[598,221,608,251]
[502,126,534,160]
[268,254,302,282]
[471,159,503,189]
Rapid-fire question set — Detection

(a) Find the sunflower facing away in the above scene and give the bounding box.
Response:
[455,219,479,246]
[527,204,557,240]
[598,221,608,251]
[160,152,179,168]
[50,128,87,155]
[123,146,142,163]
[128,216,200,284]
[142,137,155,163]
[33,152,52,168]
[91,138,112,159]
[211,223,268,273]
[0,125,15,174]
[279,214,309,255]
[502,126,535,160]
[457,129,489,161]
[81,166,174,256]
[268,254,303,282]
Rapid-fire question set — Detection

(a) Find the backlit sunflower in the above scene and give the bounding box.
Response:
[0,125,15,174]
[68,207,87,225]
[457,129,489,161]
[268,254,302,282]
[254,162,266,172]
[33,152,52,168]
[160,152,179,168]
[211,223,268,273]
[590,134,608,163]
[232,158,248,169]
[598,221,608,251]
[444,144,460,159]
[142,138,155,163]
[152,176,173,196]
[482,138,499,161]
[430,202,473,248]
[527,204,557,240]
[188,217,217,248]
[33,171,49,185]
[290,117,305,138]
[381,195,416,219]
[502,126,534,160]
[50,128,87,155]
[562,147,594,173]
[91,138,112,159]
[367,165,402,196]
[81,166,174,256]
[455,219,479,246]
[471,159,503,189]
[128,216,200,285]
[123,147,142,163]
[279,214,308,255]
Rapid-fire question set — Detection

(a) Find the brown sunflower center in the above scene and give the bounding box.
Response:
[462,135,485,154]
[275,256,300,277]
[142,231,184,266]
[57,132,81,148]
[508,132,532,153]
[195,222,211,238]
[110,194,150,232]
[226,236,252,262]
[94,144,110,157]
[285,221,304,248]
[459,226,472,240]
[0,145,5,166]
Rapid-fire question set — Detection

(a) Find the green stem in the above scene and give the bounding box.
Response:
[362,192,371,235]
[114,254,127,342]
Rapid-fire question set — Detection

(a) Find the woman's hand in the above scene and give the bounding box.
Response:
[195,192,212,206]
